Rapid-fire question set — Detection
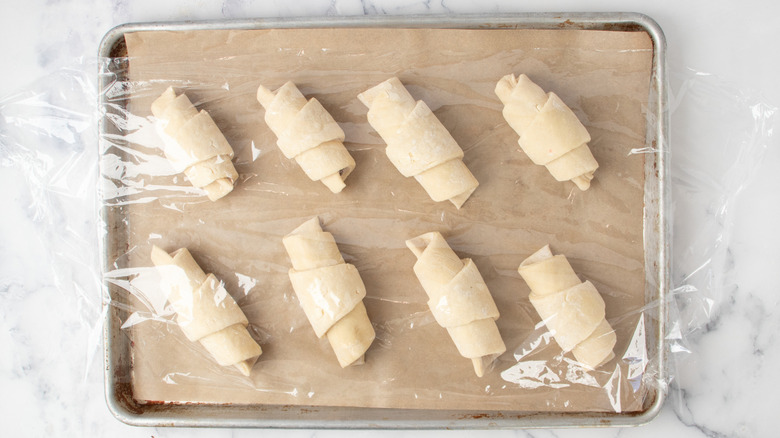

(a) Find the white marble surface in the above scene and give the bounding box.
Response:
[1,0,779,437]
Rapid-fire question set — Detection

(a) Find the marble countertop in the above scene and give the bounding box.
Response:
[1,1,778,437]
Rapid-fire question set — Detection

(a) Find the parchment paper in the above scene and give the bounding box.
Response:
[107,26,654,413]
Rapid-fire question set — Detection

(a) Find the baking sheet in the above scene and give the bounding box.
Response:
[101,16,663,425]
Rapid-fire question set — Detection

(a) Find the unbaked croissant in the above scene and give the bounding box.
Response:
[282,217,375,367]
[495,74,598,190]
[151,87,238,201]
[257,82,355,193]
[517,245,616,368]
[358,77,479,209]
[151,246,262,376]
[407,232,506,377]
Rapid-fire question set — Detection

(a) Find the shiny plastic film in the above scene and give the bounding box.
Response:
[0,15,773,427]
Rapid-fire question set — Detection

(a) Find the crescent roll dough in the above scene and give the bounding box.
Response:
[517,245,616,368]
[282,217,375,367]
[495,74,598,191]
[151,87,238,201]
[358,77,479,209]
[406,232,506,377]
[257,82,355,193]
[150,245,262,376]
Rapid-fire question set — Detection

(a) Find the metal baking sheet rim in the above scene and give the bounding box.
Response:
[97,12,669,429]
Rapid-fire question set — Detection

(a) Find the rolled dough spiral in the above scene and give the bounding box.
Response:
[406,232,506,377]
[257,82,355,193]
[495,74,598,190]
[517,245,616,369]
[358,77,479,209]
[151,246,262,376]
[151,87,238,201]
[282,217,375,367]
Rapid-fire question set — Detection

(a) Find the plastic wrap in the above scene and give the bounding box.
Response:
[0,16,773,427]
[665,69,777,413]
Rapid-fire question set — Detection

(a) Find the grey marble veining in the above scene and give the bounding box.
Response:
[1,0,779,437]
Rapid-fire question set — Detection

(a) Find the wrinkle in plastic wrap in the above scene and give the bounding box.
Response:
[665,70,778,410]
[0,68,105,377]
[1,25,773,417]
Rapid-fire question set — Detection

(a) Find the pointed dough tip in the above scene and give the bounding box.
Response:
[519,245,553,269]
[320,172,346,193]
[234,355,260,376]
[158,86,176,102]
[256,84,275,108]
[405,232,438,259]
[356,91,371,108]
[472,355,499,378]
[571,173,593,191]
[536,244,552,256]
[385,76,404,89]
[288,217,322,237]
[472,357,486,377]
[494,74,517,103]
[150,87,177,118]
[358,76,402,108]
[348,354,366,367]
[203,177,234,201]
[448,185,478,209]
[150,245,173,266]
